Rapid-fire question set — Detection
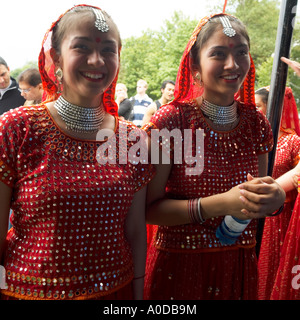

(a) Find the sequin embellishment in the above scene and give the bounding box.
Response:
[144,100,273,252]
[0,105,154,300]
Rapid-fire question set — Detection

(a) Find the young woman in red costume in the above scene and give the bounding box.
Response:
[271,174,300,299]
[255,87,300,300]
[266,57,300,300]
[143,13,285,300]
[0,4,154,300]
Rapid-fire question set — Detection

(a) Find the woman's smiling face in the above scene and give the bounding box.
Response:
[197,25,250,106]
[53,14,120,107]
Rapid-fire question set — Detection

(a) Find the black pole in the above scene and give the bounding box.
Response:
[256,0,298,257]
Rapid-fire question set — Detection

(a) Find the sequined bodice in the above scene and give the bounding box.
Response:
[0,105,153,300]
[144,100,273,252]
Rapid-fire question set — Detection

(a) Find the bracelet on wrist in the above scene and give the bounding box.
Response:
[188,198,205,224]
[270,204,284,216]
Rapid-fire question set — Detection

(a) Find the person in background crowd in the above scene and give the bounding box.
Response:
[142,80,175,126]
[0,4,154,301]
[115,83,133,120]
[0,56,25,115]
[130,79,153,127]
[265,56,300,299]
[255,86,300,300]
[18,68,44,105]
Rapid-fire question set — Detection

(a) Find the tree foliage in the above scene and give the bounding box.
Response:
[225,0,280,66]
[10,61,38,80]
[221,0,300,104]
[11,1,300,105]
[118,11,197,99]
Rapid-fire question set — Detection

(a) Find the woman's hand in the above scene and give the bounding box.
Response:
[237,174,286,219]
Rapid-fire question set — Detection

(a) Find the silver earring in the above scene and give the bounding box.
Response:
[55,68,63,84]
[55,68,63,93]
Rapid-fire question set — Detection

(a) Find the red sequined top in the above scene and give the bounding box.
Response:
[0,105,154,300]
[144,100,273,252]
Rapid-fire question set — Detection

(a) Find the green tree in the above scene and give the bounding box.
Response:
[286,21,300,105]
[215,0,300,105]
[118,11,197,100]
[225,0,280,67]
[11,61,38,80]
[256,56,274,88]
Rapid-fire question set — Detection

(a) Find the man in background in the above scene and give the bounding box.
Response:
[0,56,25,115]
[18,68,44,105]
[115,83,133,120]
[130,79,153,127]
[142,80,175,125]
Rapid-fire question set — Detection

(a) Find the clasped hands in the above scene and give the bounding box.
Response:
[226,173,286,220]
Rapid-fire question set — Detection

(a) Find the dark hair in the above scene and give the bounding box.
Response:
[51,6,121,55]
[255,88,269,105]
[18,68,42,87]
[161,80,175,90]
[0,56,8,68]
[190,15,250,66]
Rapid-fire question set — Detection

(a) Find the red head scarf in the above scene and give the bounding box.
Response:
[281,87,300,135]
[38,4,119,116]
[258,86,300,136]
[173,13,256,105]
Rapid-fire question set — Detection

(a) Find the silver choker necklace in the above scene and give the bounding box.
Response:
[201,99,238,125]
[54,96,105,133]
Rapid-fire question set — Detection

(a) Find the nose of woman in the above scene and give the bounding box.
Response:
[87,50,104,68]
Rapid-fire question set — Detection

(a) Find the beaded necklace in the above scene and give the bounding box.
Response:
[54,96,105,133]
[201,99,238,126]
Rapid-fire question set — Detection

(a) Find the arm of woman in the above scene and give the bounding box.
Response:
[145,163,252,226]
[142,103,157,126]
[0,182,12,263]
[276,160,300,192]
[258,153,268,177]
[146,153,286,226]
[125,186,147,300]
[281,57,300,77]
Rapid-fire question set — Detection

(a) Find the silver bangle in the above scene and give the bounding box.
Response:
[197,198,206,223]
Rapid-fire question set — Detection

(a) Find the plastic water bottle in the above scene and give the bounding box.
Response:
[216,216,251,245]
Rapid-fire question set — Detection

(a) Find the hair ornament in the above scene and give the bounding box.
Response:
[92,8,109,32]
[219,16,236,38]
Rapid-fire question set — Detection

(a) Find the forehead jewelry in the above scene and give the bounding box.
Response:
[219,16,236,38]
[91,8,109,32]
